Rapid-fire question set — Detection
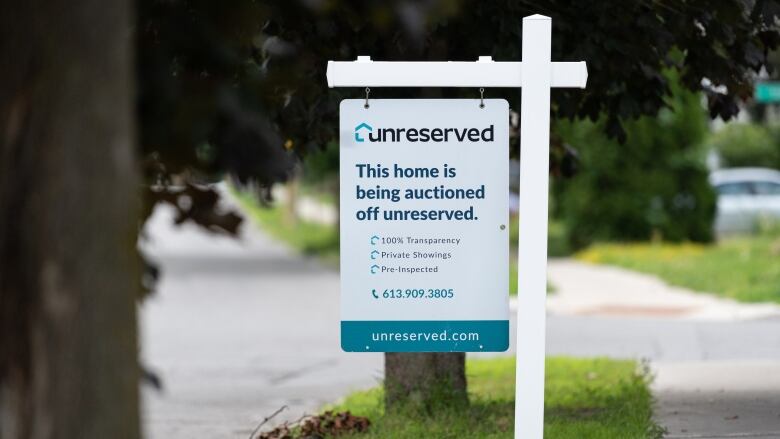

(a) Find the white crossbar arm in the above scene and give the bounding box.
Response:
[326,57,587,89]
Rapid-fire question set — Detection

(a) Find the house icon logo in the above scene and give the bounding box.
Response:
[354,122,372,143]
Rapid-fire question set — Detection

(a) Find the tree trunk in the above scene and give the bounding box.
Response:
[385,353,468,411]
[380,80,467,412]
[0,0,139,438]
[284,177,300,227]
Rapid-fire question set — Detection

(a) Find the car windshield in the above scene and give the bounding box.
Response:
[716,180,780,196]
[716,182,753,195]
[753,181,780,195]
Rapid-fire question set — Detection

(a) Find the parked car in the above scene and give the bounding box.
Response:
[710,167,780,235]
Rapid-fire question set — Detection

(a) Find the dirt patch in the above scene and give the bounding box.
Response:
[577,305,694,317]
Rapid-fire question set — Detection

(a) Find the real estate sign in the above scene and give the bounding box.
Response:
[339,99,509,352]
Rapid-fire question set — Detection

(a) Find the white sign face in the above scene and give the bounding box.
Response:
[340,99,509,352]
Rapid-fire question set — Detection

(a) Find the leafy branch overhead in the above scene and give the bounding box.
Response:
[137,0,780,193]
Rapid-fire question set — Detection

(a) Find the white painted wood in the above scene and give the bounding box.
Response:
[326,60,587,88]
[515,14,552,439]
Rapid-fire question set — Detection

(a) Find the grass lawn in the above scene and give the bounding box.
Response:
[328,356,661,439]
[577,232,780,303]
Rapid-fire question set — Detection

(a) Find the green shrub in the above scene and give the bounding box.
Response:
[766,124,780,169]
[300,140,340,208]
[554,72,716,248]
[709,123,780,168]
[301,140,339,185]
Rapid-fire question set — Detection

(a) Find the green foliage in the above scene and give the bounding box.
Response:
[236,191,339,264]
[137,0,780,188]
[577,228,780,303]
[709,123,780,168]
[509,217,565,295]
[768,125,780,169]
[302,140,340,185]
[326,356,661,438]
[554,73,716,247]
[509,216,570,258]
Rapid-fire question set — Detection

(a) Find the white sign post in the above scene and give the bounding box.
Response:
[327,14,587,438]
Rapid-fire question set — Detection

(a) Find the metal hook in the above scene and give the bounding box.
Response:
[364,87,370,109]
[479,88,485,109]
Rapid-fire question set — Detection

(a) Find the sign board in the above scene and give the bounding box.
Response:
[755,82,780,103]
[339,99,509,352]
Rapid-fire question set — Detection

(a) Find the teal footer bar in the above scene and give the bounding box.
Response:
[341,320,509,352]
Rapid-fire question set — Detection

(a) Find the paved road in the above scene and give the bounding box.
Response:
[140,203,780,439]
[654,361,780,439]
[139,206,382,439]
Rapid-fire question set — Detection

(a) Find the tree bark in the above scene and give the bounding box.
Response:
[0,0,139,438]
[384,353,468,411]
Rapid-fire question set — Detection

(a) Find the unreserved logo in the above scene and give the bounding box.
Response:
[355,122,494,143]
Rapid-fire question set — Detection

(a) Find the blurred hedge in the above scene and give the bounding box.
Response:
[709,123,780,169]
[553,72,716,249]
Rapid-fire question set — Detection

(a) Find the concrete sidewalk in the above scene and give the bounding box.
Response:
[546,259,780,439]
[546,259,780,321]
